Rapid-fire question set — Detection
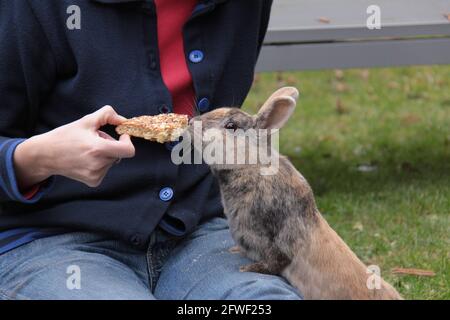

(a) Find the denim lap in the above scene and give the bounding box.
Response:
[154,218,302,300]
[0,218,302,300]
[0,232,154,300]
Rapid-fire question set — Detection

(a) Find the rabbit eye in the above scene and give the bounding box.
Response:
[224,121,238,131]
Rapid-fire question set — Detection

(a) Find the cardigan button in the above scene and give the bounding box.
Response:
[198,98,210,113]
[159,105,170,114]
[159,187,174,202]
[130,234,142,246]
[189,50,204,63]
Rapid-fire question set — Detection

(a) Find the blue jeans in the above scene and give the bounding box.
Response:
[0,218,302,300]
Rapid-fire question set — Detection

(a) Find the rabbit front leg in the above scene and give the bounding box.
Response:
[240,261,274,274]
[229,245,243,254]
[239,247,290,275]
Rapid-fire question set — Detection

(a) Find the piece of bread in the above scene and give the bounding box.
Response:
[116,113,189,143]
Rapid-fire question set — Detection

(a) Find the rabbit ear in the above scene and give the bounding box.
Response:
[256,87,299,130]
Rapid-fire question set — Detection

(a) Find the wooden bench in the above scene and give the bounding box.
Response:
[257,0,450,71]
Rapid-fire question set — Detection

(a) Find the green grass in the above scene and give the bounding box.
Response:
[243,66,450,300]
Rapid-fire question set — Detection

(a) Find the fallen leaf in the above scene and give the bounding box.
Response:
[360,69,370,81]
[388,81,400,89]
[436,79,446,86]
[335,82,349,93]
[353,222,364,231]
[318,17,331,24]
[318,135,336,142]
[335,98,348,114]
[334,69,344,80]
[357,164,378,173]
[276,72,286,86]
[392,268,436,277]
[401,114,421,125]
[286,75,298,85]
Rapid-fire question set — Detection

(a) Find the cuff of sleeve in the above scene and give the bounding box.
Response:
[159,216,187,237]
[1,138,54,204]
[22,184,41,200]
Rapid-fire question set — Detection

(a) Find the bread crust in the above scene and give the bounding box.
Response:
[116,114,188,143]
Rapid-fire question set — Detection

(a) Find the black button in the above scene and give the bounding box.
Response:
[159,105,170,114]
[130,234,142,246]
[198,97,210,113]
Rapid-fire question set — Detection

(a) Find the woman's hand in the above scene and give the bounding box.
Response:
[14,106,136,190]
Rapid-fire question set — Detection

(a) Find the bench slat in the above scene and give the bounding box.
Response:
[257,38,450,71]
[258,0,450,71]
[266,0,450,43]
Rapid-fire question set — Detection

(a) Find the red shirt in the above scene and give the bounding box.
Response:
[154,0,197,117]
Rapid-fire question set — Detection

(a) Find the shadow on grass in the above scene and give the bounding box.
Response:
[284,140,450,197]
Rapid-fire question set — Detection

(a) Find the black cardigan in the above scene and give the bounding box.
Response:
[0,0,272,248]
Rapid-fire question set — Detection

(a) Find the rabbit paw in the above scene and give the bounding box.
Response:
[228,246,242,254]
[239,262,273,275]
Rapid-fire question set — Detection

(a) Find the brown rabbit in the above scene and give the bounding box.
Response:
[187,87,402,300]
